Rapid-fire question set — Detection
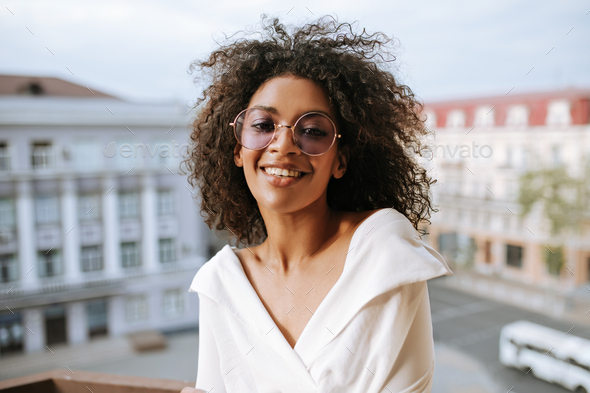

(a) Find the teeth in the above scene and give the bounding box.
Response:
[264,167,303,178]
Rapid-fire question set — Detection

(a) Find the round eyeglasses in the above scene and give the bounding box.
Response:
[229,108,341,156]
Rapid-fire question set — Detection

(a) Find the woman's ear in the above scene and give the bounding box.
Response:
[234,143,243,167]
[333,145,349,179]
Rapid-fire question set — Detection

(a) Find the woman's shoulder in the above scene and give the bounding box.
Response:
[232,244,261,275]
[345,207,411,237]
[345,207,453,288]
[340,208,388,232]
[188,245,235,294]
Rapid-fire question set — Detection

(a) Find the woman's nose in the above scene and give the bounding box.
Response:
[268,125,300,154]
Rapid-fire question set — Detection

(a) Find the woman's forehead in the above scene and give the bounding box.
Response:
[247,75,336,118]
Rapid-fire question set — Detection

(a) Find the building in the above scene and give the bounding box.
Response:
[422,88,590,294]
[0,74,213,358]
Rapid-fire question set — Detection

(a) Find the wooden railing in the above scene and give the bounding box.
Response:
[0,369,188,393]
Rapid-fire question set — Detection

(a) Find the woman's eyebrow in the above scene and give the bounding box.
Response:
[252,105,332,119]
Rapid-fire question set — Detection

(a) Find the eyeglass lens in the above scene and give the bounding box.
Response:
[234,108,336,155]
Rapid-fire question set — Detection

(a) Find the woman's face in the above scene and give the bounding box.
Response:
[234,74,348,214]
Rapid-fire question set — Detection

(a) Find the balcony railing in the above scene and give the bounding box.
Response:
[0,257,205,304]
[0,369,188,393]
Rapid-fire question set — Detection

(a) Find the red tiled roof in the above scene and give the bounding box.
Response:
[423,88,590,126]
[0,74,116,98]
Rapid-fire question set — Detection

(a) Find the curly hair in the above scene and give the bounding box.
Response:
[182,14,437,247]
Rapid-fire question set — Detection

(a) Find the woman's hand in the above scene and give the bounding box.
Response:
[180,388,206,393]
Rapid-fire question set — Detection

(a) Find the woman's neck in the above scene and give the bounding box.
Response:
[258,204,342,276]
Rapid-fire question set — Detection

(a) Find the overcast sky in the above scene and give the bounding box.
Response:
[1,0,588,107]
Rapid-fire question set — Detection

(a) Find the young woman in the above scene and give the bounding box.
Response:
[180,14,452,393]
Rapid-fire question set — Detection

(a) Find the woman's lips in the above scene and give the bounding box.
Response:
[260,167,307,187]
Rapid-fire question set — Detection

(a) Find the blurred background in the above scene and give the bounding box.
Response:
[0,1,589,392]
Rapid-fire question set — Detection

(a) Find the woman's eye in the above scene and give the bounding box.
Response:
[302,128,327,137]
[251,121,275,132]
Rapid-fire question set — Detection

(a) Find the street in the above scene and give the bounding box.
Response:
[428,279,590,393]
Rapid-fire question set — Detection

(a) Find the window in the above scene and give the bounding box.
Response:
[521,146,530,169]
[454,235,477,267]
[505,146,513,167]
[484,240,492,264]
[503,214,511,231]
[567,357,590,373]
[0,199,15,227]
[484,212,491,228]
[163,288,184,318]
[159,238,176,263]
[31,141,53,169]
[72,140,100,170]
[118,192,139,218]
[438,232,458,263]
[446,110,466,128]
[506,244,523,268]
[35,195,60,224]
[473,106,495,126]
[125,295,148,323]
[516,216,523,231]
[121,242,140,268]
[157,190,174,215]
[470,210,478,227]
[0,312,24,355]
[0,254,18,283]
[551,144,561,166]
[505,105,529,126]
[424,111,437,130]
[0,142,9,171]
[44,305,66,345]
[78,194,100,221]
[524,343,546,354]
[87,299,108,338]
[81,246,103,272]
[484,182,493,200]
[506,180,518,199]
[38,249,63,277]
[152,138,176,168]
[546,100,571,125]
[114,139,139,169]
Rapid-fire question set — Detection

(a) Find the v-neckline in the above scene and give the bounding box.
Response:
[226,208,389,353]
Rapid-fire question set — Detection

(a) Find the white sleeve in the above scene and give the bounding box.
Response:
[195,293,227,393]
[383,280,436,393]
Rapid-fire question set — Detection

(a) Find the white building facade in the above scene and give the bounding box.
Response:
[422,89,590,293]
[0,75,212,357]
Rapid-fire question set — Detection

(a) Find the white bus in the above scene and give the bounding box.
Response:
[499,320,590,392]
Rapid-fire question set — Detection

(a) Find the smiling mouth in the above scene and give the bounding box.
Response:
[261,167,308,178]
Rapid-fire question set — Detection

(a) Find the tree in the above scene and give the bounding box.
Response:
[517,160,590,276]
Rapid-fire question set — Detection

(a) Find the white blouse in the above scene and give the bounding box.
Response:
[188,208,453,393]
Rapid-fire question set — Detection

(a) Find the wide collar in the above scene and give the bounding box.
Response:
[189,208,453,388]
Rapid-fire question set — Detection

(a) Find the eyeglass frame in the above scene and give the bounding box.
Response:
[229,107,342,156]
